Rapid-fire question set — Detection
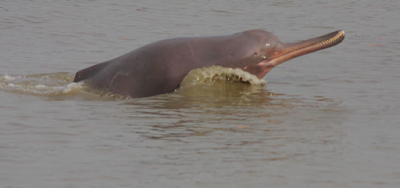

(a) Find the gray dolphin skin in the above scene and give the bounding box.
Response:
[73,30,345,98]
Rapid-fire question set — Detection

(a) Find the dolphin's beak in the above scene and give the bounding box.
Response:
[269,30,345,67]
[256,30,345,78]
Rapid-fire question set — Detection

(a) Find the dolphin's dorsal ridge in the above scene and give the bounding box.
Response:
[73,61,110,82]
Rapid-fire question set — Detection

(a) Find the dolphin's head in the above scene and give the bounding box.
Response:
[238,30,345,79]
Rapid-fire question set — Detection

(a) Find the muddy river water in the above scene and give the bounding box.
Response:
[1,0,399,187]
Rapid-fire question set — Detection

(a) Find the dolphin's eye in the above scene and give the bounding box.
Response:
[271,43,279,48]
[254,52,258,56]
[267,43,279,49]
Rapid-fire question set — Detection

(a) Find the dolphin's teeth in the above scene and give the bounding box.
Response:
[276,30,344,61]
[315,30,344,47]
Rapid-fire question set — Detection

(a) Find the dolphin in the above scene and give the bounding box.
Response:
[73,30,345,98]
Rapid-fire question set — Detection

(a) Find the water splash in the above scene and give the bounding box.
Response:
[179,65,267,88]
[0,72,86,97]
[1,67,268,100]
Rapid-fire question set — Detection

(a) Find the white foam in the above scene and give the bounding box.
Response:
[0,72,85,96]
[62,82,84,93]
[1,74,23,81]
[35,84,46,89]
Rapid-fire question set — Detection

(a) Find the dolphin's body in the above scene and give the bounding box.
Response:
[74,30,345,98]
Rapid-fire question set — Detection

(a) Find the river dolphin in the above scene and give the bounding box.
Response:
[73,30,345,98]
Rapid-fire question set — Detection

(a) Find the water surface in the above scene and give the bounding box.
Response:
[1,0,399,187]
